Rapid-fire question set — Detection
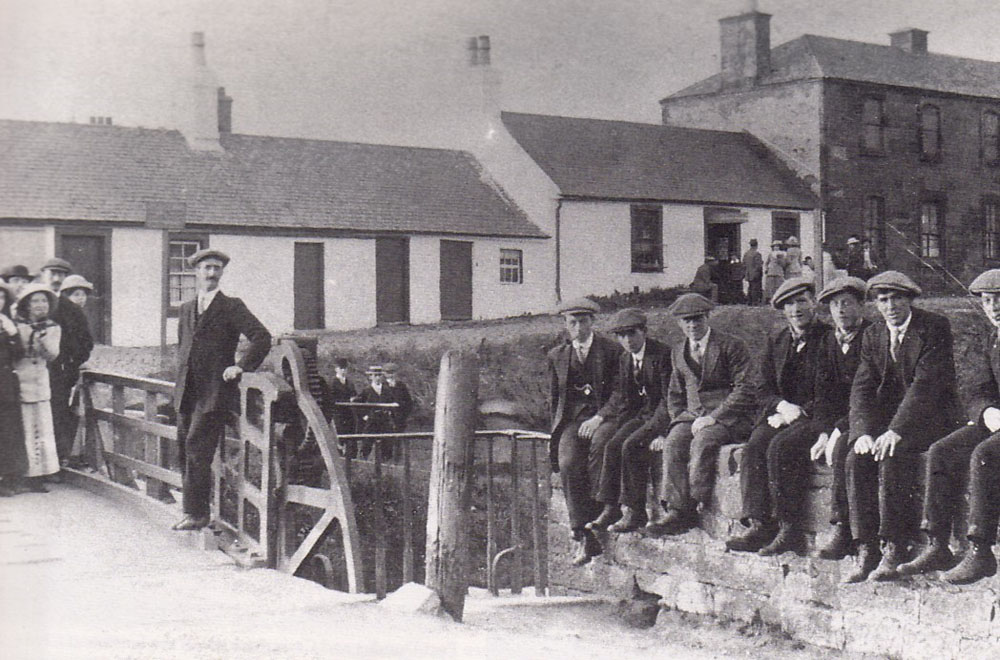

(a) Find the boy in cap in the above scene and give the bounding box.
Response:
[585,308,671,534]
[651,293,755,535]
[896,269,1000,584]
[546,297,622,565]
[726,277,830,554]
[842,271,961,581]
[172,249,271,531]
[808,277,870,560]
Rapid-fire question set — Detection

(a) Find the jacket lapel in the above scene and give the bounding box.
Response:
[195,292,226,334]
[899,315,922,383]
[700,333,719,385]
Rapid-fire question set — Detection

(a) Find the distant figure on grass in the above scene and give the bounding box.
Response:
[0,281,28,496]
[742,239,764,305]
[383,362,413,432]
[358,365,396,460]
[323,357,359,436]
[172,249,271,532]
[546,297,622,566]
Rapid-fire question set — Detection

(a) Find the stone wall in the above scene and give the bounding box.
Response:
[548,446,1000,658]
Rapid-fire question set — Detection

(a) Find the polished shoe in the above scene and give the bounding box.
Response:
[585,505,622,532]
[571,530,603,566]
[608,507,649,534]
[645,508,697,536]
[843,541,881,584]
[171,515,210,531]
[725,519,777,553]
[897,535,954,576]
[868,541,905,581]
[816,523,853,561]
[942,543,997,585]
[758,523,806,557]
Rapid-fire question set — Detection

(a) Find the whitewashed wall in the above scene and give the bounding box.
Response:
[472,237,553,318]
[110,227,162,347]
[211,234,294,337]
[409,236,440,325]
[324,238,376,330]
[0,226,53,272]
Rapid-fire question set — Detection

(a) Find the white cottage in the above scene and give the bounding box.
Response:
[497,112,819,301]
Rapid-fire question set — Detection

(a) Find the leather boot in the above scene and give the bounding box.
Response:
[645,508,697,536]
[571,529,603,566]
[608,507,649,534]
[943,542,998,585]
[897,533,954,576]
[585,504,622,532]
[868,540,905,581]
[816,523,853,561]
[725,519,778,553]
[843,541,881,584]
[758,523,806,557]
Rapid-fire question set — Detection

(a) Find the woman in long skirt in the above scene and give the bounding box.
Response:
[13,283,62,492]
[0,281,27,496]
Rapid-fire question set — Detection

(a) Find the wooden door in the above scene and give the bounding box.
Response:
[439,240,473,321]
[375,237,410,324]
[294,242,325,330]
[56,231,110,343]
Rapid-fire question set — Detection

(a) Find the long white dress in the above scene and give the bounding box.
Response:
[14,320,61,477]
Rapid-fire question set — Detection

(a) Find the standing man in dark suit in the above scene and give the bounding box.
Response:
[726,277,830,555]
[547,297,622,565]
[41,258,94,466]
[896,269,1000,584]
[323,357,359,435]
[842,271,961,582]
[653,293,756,535]
[743,239,764,306]
[808,277,870,561]
[584,308,671,533]
[383,362,413,432]
[172,249,271,531]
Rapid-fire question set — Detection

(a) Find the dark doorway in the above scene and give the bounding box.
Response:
[56,230,110,343]
[439,240,473,321]
[375,237,410,324]
[704,213,743,305]
[294,242,325,330]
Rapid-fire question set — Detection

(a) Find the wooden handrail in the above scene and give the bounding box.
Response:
[81,370,175,395]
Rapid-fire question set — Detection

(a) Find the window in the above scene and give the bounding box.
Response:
[986,199,1000,261]
[167,237,206,314]
[861,97,885,155]
[865,196,886,261]
[499,248,523,284]
[919,104,941,160]
[771,212,800,244]
[920,201,943,258]
[983,111,1000,165]
[630,205,663,272]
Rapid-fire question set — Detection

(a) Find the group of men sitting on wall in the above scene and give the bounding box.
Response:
[548,268,1000,587]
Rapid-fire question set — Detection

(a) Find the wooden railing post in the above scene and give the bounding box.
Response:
[424,350,478,622]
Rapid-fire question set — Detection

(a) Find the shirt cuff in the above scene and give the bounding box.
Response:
[983,407,1000,433]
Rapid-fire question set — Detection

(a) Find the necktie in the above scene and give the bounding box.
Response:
[575,345,586,364]
[890,331,901,362]
[633,356,642,381]
[691,341,702,363]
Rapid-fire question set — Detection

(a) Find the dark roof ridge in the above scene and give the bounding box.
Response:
[800,32,1000,67]
[500,110,752,139]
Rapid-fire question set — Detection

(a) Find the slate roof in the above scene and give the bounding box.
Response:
[501,112,816,209]
[666,34,1000,100]
[0,119,545,238]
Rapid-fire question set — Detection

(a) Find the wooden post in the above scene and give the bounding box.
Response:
[424,350,478,622]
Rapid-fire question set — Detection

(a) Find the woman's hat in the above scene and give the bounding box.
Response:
[15,282,59,316]
[61,274,95,295]
[785,236,800,247]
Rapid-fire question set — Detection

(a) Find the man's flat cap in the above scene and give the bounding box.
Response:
[60,274,94,294]
[555,297,600,316]
[1,264,31,281]
[771,276,815,309]
[187,248,231,268]
[866,271,921,297]
[365,365,384,375]
[969,269,1000,294]
[817,276,867,304]
[382,362,400,374]
[668,293,714,318]
[608,308,647,332]
[40,257,73,273]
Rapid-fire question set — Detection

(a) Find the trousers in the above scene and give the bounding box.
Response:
[660,421,735,512]
[740,417,818,524]
[177,408,228,518]
[828,427,853,526]
[556,417,603,530]
[593,416,660,510]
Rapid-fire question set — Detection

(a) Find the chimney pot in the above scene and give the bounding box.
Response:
[890,28,928,54]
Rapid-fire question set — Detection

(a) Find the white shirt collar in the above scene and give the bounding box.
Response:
[199,288,220,311]
[889,312,913,339]
[630,341,647,364]
[690,328,711,355]
[571,333,594,353]
[371,382,383,395]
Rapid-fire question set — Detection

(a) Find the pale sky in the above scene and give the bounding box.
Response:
[1,0,998,149]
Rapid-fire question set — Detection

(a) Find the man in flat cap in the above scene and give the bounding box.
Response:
[809,277,871,561]
[172,249,271,531]
[896,269,1000,584]
[726,277,830,554]
[651,293,755,535]
[584,308,671,534]
[842,271,961,581]
[40,258,94,467]
[547,297,622,565]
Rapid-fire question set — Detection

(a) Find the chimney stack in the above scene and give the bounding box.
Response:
[184,31,223,151]
[719,8,771,90]
[217,87,233,133]
[466,35,501,141]
[890,28,928,54]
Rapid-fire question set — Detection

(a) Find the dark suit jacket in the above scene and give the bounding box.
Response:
[359,384,397,432]
[655,328,756,433]
[960,327,1000,427]
[174,292,271,414]
[597,337,670,423]
[386,381,414,430]
[49,298,93,380]
[848,307,961,447]
[547,332,622,435]
[757,321,830,417]
[813,320,870,432]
